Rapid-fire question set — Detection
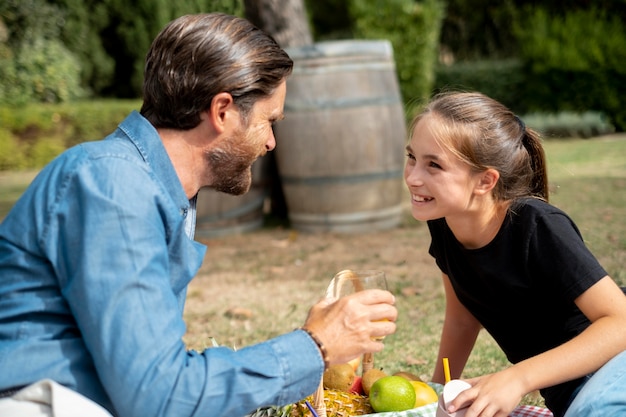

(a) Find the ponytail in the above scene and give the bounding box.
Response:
[520,126,549,202]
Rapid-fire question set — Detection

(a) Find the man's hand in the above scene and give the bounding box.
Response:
[302,289,397,366]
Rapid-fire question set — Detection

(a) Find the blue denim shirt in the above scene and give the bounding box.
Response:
[0,111,323,416]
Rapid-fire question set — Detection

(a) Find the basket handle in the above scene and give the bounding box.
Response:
[313,380,327,417]
[313,271,375,416]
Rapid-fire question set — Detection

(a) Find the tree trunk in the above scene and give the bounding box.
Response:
[244,0,314,221]
[243,0,313,47]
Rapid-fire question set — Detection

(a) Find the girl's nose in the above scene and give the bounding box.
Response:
[404,165,423,186]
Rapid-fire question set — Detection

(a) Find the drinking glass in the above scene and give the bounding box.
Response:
[326,269,389,342]
[325,269,389,374]
[327,269,388,300]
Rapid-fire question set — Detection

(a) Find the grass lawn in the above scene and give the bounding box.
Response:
[544,134,626,284]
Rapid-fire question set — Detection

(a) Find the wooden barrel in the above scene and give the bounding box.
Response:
[273,40,407,233]
[194,155,270,238]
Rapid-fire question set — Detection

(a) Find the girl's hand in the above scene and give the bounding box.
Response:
[448,369,527,417]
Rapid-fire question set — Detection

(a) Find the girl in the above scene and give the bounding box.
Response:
[404,91,626,417]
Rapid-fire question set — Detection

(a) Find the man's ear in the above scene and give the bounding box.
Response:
[474,168,500,195]
[207,92,236,134]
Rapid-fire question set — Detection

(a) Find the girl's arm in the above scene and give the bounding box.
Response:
[432,273,482,384]
[450,276,626,416]
[510,275,626,390]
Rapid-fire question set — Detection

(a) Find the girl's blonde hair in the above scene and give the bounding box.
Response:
[412,91,549,202]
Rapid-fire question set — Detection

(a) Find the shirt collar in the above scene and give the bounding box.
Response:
[117,111,192,221]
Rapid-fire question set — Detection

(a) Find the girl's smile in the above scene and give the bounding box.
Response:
[404,115,479,222]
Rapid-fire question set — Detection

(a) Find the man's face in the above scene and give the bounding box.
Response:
[206,80,286,195]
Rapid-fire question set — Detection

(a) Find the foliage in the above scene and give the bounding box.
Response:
[1,0,114,95]
[522,112,615,139]
[0,0,244,100]
[0,37,85,105]
[0,0,64,46]
[514,7,625,73]
[349,0,445,116]
[52,0,115,96]
[101,0,244,97]
[434,59,526,112]
[102,0,175,97]
[0,100,141,169]
[513,7,626,131]
[0,0,85,104]
[438,0,626,61]
[0,125,63,171]
[304,0,353,40]
[0,128,27,170]
[439,0,518,60]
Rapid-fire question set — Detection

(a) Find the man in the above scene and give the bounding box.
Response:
[0,13,397,417]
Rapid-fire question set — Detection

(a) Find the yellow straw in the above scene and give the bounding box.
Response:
[443,357,451,383]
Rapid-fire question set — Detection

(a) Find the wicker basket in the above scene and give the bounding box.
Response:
[312,351,375,417]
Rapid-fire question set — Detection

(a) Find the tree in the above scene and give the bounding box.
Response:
[242,0,313,219]
[243,0,313,47]
[97,0,244,97]
[0,0,85,104]
[50,0,115,96]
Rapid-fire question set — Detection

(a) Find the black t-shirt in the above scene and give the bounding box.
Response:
[427,198,607,417]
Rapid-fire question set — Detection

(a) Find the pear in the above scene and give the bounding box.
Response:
[361,368,387,396]
[393,371,422,381]
[323,363,356,392]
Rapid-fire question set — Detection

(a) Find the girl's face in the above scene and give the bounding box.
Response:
[404,116,483,222]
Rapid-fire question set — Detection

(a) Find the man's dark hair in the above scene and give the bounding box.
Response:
[140,13,293,130]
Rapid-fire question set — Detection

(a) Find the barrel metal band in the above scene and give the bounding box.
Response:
[280,169,402,186]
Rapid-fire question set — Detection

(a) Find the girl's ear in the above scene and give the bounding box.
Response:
[207,92,237,134]
[474,168,500,195]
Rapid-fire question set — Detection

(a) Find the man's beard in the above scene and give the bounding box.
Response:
[206,134,259,196]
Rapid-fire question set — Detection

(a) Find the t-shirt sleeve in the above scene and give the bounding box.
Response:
[527,210,607,302]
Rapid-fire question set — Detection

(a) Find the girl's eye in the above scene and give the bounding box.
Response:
[405,152,415,161]
[428,161,442,169]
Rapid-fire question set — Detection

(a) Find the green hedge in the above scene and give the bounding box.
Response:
[434,59,526,112]
[434,60,617,137]
[349,0,445,117]
[304,0,445,118]
[0,36,85,105]
[433,7,626,132]
[435,58,624,134]
[0,100,141,170]
[521,68,625,132]
[514,7,626,131]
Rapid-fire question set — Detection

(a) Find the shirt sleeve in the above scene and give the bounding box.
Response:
[527,210,607,301]
[44,156,323,417]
